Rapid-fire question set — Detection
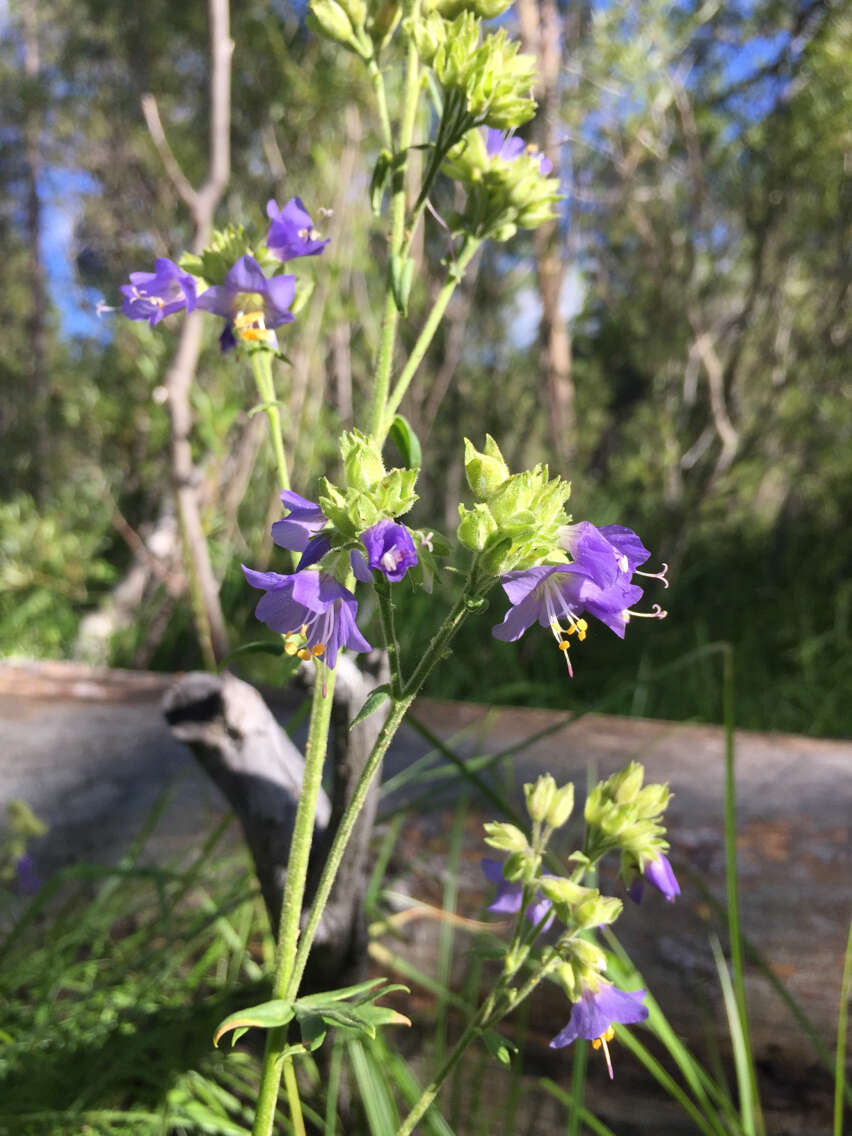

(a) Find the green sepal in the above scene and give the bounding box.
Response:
[388,414,422,469]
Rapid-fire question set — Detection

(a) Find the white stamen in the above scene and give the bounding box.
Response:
[381,548,403,573]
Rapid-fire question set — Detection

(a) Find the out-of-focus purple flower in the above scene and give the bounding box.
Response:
[485,128,553,175]
[550,984,648,1078]
[196,254,295,351]
[481,858,554,929]
[121,258,197,326]
[241,567,371,670]
[15,853,40,896]
[266,197,330,261]
[628,854,680,904]
[360,520,419,583]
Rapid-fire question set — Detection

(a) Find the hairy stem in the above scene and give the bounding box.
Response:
[251,664,337,1136]
[250,349,290,492]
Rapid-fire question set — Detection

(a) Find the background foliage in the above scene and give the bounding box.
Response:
[1,0,849,734]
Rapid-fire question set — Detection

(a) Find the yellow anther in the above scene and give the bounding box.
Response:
[284,640,299,656]
[300,625,309,637]
[297,648,312,661]
[233,310,266,330]
[577,619,588,632]
[558,640,571,652]
[592,1025,615,1050]
[311,643,326,657]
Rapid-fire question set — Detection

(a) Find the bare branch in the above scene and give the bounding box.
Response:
[140,93,199,211]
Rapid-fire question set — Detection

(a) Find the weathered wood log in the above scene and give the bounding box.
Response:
[161,669,330,928]
[0,660,848,1133]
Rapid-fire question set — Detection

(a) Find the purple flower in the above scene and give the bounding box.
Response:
[550,984,649,1073]
[491,563,644,675]
[266,197,330,261]
[121,258,197,326]
[359,520,419,583]
[15,853,40,896]
[628,854,680,904]
[486,128,553,175]
[558,520,651,585]
[196,254,295,351]
[241,567,371,670]
[481,858,554,929]
[271,491,329,557]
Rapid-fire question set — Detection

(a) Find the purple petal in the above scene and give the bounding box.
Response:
[560,522,623,587]
[280,490,324,515]
[491,593,543,642]
[599,525,651,572]
[550,985,648,1048]
[500,566,555,606]
[593,985,649,1027]
[196,284,232,317]
[361,520,418,582]
[264,273,297,318]
[296,532,332,571]
[242,564,292,591]
[225,254,268,295]
[350,550,372,583]
[255,588,308,633]
[644,854,680,902]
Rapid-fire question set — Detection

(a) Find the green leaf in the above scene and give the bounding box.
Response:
[482,1028,518,1066]
[370,149,393,215]
[388,414,423,469]
[295,1011,328,1051]
[212,999,294,1047]
[390,253,415,315]
[217,640,285,672]
[297,977,388,1008]
[350,684,393,729]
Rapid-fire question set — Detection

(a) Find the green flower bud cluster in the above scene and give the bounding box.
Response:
[524,774,574,830]
[424,0,513,22]
[554,937,608,1000]
[307,0,375,59]
[457,435,571,576]
[541,877,623,931]
[180,224,273,287]
[444,129,561,241]
[584,761,672,869]
[319,430,418,539]
[430,16,537,131]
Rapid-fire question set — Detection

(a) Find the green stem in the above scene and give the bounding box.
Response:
[722,645,764,1136]
[251,664,337,1136]
[286,591,473,998]
[834,916,852,1136]
[283,1058,306,1136]
[380,238,482,441]
[250,349,290,492]
[395,957,551,1135]
[375,575,405,698]
[369,9,422,437]
[367,57,393,151]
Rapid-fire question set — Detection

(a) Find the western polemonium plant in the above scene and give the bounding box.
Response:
[120,1,673,1130]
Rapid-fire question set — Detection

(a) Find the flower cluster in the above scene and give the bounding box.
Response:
[121,197,330,352]
[480,767,678,1078]
[241,432,439,678]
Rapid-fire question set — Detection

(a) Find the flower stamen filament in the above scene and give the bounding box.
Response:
[233,309,273,343]
[592,1025,616,1079]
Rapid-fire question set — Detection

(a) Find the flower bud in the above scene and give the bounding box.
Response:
[635,782,671,818]
[483,821,528,854]
[546,782,575,829]
[457,502,498,551]
[503,849,538,883]
[555,961,576,1000]
[307,0,369,55]
[608,761,645,804]
[569,937,607,973]
[539,877,594,907]
[464,435,510,499]
[406,11,446,64]
[524,774,556,824]
[575,894,622,930]
[341,429,386,490]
